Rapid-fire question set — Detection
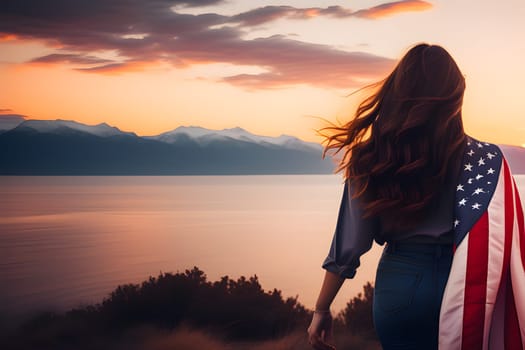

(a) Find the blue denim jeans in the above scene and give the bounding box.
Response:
[373,241,453,350]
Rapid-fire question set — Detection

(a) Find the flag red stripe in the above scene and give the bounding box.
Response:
[462,211,489,349]
[513,181,525,269]
[503,161,523,348]
[503,161,514,277]
[505,278,522,349]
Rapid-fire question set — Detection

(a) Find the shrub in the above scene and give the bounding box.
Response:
[337,282,378,340]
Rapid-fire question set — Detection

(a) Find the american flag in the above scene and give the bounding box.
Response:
[439,137,525,349]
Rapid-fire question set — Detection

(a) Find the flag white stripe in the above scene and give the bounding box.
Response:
[484,164,506,349]
[439,147,525,349]
[489,280,507,349]
[439,234,469,349]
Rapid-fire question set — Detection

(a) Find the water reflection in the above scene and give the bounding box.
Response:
[0,175,523,319]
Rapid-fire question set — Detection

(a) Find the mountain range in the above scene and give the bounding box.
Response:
[0,115,333,175]
[0,115,523,175]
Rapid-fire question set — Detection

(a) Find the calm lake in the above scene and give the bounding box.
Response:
[1,175,524,322]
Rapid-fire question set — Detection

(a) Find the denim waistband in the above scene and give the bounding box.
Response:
[386,241,454,257]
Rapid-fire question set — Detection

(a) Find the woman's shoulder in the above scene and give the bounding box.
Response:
[459,134,503,181]
[464,135,502,155]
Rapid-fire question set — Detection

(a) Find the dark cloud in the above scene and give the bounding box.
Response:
[230,6,299,26]
[208,35,393,89]
[74,60,161,74]
[318,6,354,18]
[0,0,431,89]
[177,0,225,7]
[30,53,113,65]
[227,2,431,26]
[229,5,357,26]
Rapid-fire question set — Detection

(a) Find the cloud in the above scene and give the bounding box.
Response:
[215,35,394,89]
[227,2,431,26]
[0,0,429,89]
[177,0,225,7]
[0,108,13,113]
[75,60,163,74]
[30,54,114,65]
[228,6,349,26]
[353,0,433,19]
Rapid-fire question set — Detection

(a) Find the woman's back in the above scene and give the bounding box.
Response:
[307,43,525,350]
[321,44,467,236]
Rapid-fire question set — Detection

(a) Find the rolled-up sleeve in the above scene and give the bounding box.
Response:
[322,180,377,279]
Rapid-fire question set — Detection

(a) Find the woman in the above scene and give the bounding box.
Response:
[307,43,525,350]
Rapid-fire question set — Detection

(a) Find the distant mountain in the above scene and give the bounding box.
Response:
[14,119,138,138]
[0,119,334,175]
[0,114,25,132]
[147,126,322,151]
[500,145,525,175]
[0,118,523,175]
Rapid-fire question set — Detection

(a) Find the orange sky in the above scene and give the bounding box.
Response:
[0,0,524,146]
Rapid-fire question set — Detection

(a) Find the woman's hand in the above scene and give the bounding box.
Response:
[307,311,336,350]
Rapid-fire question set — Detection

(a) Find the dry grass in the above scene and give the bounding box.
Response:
[115,326,381,350]
[235,332,309,350]
[116,326,232,350]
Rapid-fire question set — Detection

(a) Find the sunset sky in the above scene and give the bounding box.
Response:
[1,0,524,146]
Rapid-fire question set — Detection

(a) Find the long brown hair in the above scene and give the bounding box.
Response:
[321,43,467,233]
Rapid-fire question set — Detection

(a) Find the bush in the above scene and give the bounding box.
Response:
[2,267,311,349]
[96,267,311,339]
[337,282,378,341]
[1,268,379,350]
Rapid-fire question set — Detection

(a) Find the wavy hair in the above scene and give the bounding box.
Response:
[320,43,467,233]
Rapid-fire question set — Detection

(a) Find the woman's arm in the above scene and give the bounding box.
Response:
[307,270,345,349]
[315,270,345,311]
[308,180,376,349]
